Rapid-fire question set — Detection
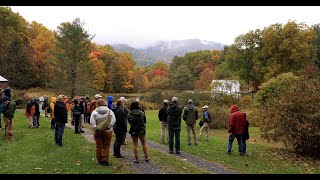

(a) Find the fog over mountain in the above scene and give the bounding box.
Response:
[112,39,225,66]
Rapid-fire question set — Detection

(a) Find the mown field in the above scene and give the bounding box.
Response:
[145,110,320,174]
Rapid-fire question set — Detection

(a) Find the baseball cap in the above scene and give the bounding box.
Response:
[95,94,102,99]
[202,105,209,109]
[188,99,193,103]
[163,99,169,103]
[172,97,178,102]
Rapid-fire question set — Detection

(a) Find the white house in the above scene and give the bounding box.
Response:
[210,80,241,96]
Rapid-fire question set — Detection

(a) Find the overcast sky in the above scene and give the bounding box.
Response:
[9,6,320,48]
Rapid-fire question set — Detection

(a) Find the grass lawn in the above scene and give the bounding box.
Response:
[0,110,210,174]
[145,110,320,174]
[0,110,133,174]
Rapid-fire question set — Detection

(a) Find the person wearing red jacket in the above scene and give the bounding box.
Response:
[226,105,246,155]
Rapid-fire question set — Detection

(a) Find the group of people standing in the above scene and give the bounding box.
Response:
[158,97,249,156]
[158,97,213,154]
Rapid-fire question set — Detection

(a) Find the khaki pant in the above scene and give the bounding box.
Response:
[160,121,168,144]
[199,122,210,141]
[27,116,33,128]
[187,124,198,144]
[94,131,112,163]
[4,117,14,140]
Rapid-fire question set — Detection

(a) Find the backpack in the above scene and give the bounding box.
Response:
[73,106,81,117]
[47,105,52,113]
[96,109,112,131]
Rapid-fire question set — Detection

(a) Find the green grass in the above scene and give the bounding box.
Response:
[145,110,320,174]
[0,111,133,174]
[0,110,211,174]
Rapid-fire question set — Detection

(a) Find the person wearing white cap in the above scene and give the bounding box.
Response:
[158,99,170,144]
[182,99,199,145]
[94,94,103,100]
[199,105,212,141]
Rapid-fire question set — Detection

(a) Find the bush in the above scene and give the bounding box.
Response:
[257,78,320,159]
[209,105,230,129]
[255,72,301,105]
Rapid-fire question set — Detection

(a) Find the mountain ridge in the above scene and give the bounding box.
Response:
[112,39,225,66]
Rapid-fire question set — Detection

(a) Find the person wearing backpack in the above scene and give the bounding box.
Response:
[199,105,212,141]
[2,96,22,141]
[128,101,150,163]
[90,99,116,166]
[73,99,82,134]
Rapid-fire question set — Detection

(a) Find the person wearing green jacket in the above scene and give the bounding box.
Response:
[182,99,199,145]
[2,96,22,141]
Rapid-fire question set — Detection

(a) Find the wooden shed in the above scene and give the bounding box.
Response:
[0,75,8,90]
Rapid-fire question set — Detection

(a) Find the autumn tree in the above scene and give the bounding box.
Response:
[194,68,215,90]
[28,21,55,87]
[52,18,94,98]
[133,67,150,93]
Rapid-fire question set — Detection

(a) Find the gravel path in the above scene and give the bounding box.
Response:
[39,111,238,174]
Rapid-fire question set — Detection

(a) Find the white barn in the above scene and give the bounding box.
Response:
[210,80,241,96]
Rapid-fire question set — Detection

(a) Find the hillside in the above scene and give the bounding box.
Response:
[113,39,225,65]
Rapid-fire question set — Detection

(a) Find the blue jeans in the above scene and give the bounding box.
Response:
[168,127,181,151]
[55,122,66,146]
[227,134,244,154]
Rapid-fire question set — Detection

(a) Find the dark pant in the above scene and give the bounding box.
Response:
[168,127,181,151]
[227,134,244,154]
[51,118,55,129]
[37,115,40,127]
[55,122,66,146]
[114,132,126,156]
[0,112,2,128]
[243,140,247,153]
[74,116,80,133]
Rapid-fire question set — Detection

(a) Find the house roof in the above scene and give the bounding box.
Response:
[0,76,8,82]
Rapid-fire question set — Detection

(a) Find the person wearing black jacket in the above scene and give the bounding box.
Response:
[158,99,169,144]
[33,99,40,128]
[73,99,82,134]
[54,95,68,146]
[113,99,127,158]
[167,97,183,154]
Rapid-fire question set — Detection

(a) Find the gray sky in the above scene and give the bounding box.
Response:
[9,6,320,48]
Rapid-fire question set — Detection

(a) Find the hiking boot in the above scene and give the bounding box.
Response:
[195,142,198,145]
[145,158,150,162]
[169,150,173,154]
[115,155,125,158]
[176,150,180,154]
[188,143,191,145]
[133,159,139,163]
[226,151,231,155]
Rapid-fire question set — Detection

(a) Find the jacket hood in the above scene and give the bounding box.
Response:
[107,96,113,102]
[14,98,23,105]
[169,103,178,109]
[230,105,239,113]
[50,97,57,103]
[95,106,109,114]
[130,109,143,116]
[187,104,195,110]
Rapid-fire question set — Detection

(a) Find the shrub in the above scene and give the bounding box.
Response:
[209,105,230,129]
[257,78,320,159]
[255,72,301,105]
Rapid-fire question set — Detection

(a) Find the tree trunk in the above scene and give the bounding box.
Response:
[71,68,76,98]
